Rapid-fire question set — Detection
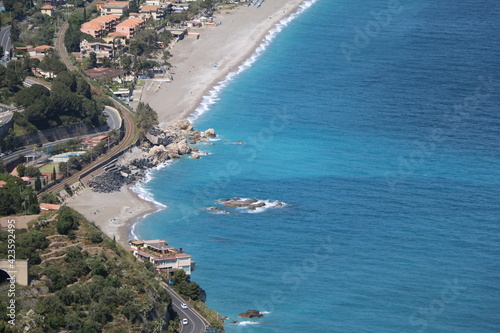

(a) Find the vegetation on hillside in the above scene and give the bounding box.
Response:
[0,171,40,217]
[13,69,106,131]
[0,207,175,332]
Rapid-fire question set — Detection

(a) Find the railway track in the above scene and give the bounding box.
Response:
[46,11,137,195]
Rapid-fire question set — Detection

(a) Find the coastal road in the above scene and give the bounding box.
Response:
[104,106,122,130]
[0,26,10,56]
[163,283,209,333]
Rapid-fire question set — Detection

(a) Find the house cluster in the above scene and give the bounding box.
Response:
[40,0,75,16]
[15,45,54,60]
[80,14,144,40]
[130,239,195,275]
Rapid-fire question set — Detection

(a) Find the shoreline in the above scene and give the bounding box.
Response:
[185,0,309,124]
[69,0,311,246]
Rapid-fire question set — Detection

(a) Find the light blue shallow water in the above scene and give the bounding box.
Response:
[133,0,500,332]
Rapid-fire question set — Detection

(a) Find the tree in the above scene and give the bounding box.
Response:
[16,164,26,177]
[120,55,133,72]
[39,55,67,75]
[64,183,73,197]
[89,52,97,69]
[35,176,41,191]
[76,76,91,99]
[101,56,112,68]
[40,192,60,205]
[136,102,158,138]
[162,50,172,67]
[0,188,15,216]
[89,230,103,243]
[25,166,41,177]
[56,208,79,234]
[14,84,50,108]
[52,166,57,181]
[10,20,21,43]
[159,31,173,47]
[129,0,139,13]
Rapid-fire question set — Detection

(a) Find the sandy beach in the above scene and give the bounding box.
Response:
[137,0,304,126]
[69,0,306,244]
[67,185,157,246]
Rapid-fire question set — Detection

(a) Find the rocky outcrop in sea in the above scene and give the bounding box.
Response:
[88,120,216,193]
[203,197,287,214]
[238,310,263,318]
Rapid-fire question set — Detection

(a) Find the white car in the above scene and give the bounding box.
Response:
[181,303,188,309]
[182,318,188,325]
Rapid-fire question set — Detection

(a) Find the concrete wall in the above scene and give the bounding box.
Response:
[0,260,29,286]
[15,123,109,146]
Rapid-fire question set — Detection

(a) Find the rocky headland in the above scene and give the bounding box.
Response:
[88,119,216,193]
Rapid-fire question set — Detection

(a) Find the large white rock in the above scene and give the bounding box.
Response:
[204,128,216,137]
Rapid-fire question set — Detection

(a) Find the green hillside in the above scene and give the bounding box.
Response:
[0,207,176,333]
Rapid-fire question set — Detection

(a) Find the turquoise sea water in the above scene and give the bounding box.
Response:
[133,0,500,332]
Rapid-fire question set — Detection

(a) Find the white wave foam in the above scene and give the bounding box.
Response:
[128,160,174,240]
[259,311,271,315]
[237,321,261,326]
[244,200,287,214]
[188,0,318,123]
[130,161,172,210]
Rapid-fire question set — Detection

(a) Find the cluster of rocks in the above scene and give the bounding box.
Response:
[238,310,264,318]
[87,169,137,193]
[218,198,285,210]
[88,119,216,193]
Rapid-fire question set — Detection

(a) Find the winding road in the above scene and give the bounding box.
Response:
[49,9,211,332]
[0,26,10,57]
[163,283,209,333]
[46,8,137,194]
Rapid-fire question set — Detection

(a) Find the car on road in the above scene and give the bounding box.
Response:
[182,318,188,325]
[181,303,188,309]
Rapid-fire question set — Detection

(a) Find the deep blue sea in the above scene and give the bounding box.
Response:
[132,0,500,332]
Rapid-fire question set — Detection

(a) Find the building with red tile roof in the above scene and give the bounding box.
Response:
[139,4,164,20]
[115,17,145,39]
[41,5,55,16]
[40,203,61,211]
[100,1,130,16]
[80,14,121,38]
[28,45,54,58]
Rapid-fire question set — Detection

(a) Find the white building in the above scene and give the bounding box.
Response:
[130,240,195,275]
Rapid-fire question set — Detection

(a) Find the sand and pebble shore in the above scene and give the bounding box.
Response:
[68,0,307,246]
